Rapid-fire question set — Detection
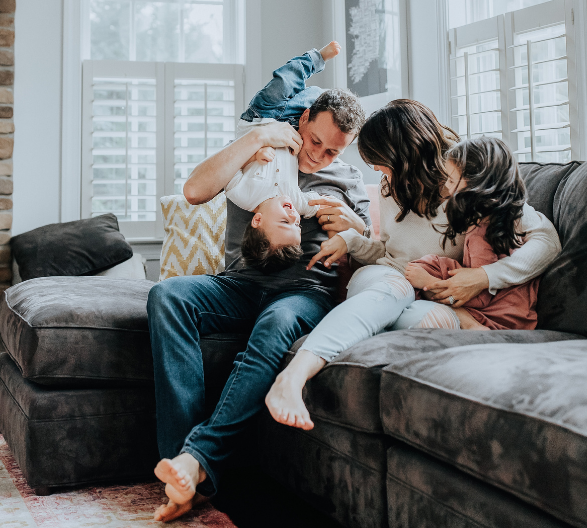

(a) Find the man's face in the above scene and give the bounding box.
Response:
[297,109,355,174]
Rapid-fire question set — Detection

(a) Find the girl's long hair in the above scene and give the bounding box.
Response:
[357,99,459,222]
[443,137,527,255]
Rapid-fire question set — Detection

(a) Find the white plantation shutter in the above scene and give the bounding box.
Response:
[82,61,244,239]
[447,0,580,162]
[450,39,503,139]
[509,23,571,162]
[164,63,242,196]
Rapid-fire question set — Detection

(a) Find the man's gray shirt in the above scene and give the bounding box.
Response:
[221,157,372,298]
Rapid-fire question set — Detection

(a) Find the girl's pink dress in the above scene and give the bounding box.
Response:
[412,224,540,330]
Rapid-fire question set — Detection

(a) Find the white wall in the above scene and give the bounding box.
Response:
[259,0,329,88]
[13,0,63,236]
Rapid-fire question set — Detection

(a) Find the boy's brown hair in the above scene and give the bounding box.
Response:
[241,224,303,273]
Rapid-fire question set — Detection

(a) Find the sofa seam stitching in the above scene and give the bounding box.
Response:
[386,472,489,528]
[384,430,583,528]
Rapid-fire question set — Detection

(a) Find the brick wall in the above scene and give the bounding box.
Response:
[0,0,13,291]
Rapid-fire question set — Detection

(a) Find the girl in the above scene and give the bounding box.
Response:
[405,137,540,331]
[265,99,561,431]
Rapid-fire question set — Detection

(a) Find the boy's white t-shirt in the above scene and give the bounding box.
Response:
[224,118,320,218]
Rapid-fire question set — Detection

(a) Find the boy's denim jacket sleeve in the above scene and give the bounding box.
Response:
[240,48,325,127]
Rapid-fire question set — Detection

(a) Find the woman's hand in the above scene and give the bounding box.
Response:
[308,196,366,235]
[424,267,489,308]
[307,235,348,270]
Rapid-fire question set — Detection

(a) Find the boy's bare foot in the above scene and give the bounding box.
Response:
[154,453,206,522]
[320,41,341,61]
[405,263,436,290]
[266,372,314,430]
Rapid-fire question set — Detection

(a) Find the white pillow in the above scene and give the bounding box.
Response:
[95,253,147,280]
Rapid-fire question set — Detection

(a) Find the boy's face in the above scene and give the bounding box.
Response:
[297,109,355,174]
[252,196,302,247]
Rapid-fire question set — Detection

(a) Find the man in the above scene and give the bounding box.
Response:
[147,49,371,522]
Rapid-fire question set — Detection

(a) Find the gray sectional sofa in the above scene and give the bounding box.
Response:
[0,161,586,528]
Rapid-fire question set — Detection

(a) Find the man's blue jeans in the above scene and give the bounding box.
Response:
[147,274,333,495]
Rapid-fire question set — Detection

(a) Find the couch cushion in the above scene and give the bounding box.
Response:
[380,339,587,528]
[0,277,155,386]
[10,214,133,281]
[520,161,581,225]
[290,328,580,434]
[534,161,587,336]
[0,276,250,389]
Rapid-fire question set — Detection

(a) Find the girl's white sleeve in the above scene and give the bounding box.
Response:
[481,203,561,294]
[337,228,386,264]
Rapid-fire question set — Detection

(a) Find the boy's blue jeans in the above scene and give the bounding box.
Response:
[240,48,325,126]
[147,275,333,495]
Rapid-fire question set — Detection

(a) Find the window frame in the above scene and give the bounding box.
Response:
[81,60,244,239]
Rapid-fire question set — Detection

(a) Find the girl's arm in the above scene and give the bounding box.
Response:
[481,203,561,294]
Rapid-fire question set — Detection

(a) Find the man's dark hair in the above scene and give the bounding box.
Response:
[241,224,303,273]
[308,88,366,135]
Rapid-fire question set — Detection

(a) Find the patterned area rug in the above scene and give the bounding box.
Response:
[0,436,237,528]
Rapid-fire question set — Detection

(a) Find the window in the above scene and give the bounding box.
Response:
[81,1,244,239]
[447,0,579,163]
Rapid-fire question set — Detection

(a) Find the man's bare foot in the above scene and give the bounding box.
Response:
[266,372,314,430]
[405,263,436,290]
[320,41,341,61]
[154,453,206,522]
[454,307,490,330]
[154,499,193,523]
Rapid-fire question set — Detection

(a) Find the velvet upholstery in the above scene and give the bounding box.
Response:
[531,162,587,336]
[10,214,133,281]
[0,352,159,489]
[380,340,587,528]
[0,277,156,386]
[387,443,572,528]
[258,412,390,528]
[289,329,580,434]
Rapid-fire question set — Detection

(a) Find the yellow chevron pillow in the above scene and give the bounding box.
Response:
[159,193,227,281]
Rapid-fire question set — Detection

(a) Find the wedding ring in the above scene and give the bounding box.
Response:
[327,215,331,222]
[448,295,455,305]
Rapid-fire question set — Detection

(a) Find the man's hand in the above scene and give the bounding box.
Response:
[307,235,348,270]
[424,267,489,308]
[308,196,366,236]
[255,147,276,164]
[257,122,303,156]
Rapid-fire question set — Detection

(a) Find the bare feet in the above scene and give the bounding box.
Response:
[266,372,315,430]
[405,263,436,290]
[154,453,207,522]
[320,41,341,61]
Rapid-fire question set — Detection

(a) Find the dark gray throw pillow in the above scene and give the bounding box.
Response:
[11,214,133,281]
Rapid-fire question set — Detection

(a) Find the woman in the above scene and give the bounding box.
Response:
[265,99,561,431]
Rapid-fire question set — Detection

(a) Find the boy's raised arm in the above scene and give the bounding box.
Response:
[183,122,303,205]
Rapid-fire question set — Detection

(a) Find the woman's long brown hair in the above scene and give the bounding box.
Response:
[357,99,459,221]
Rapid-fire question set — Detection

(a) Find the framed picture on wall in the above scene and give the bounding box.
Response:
[331,0,409,115]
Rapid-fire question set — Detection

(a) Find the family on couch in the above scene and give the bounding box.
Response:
[146,43,561,522]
